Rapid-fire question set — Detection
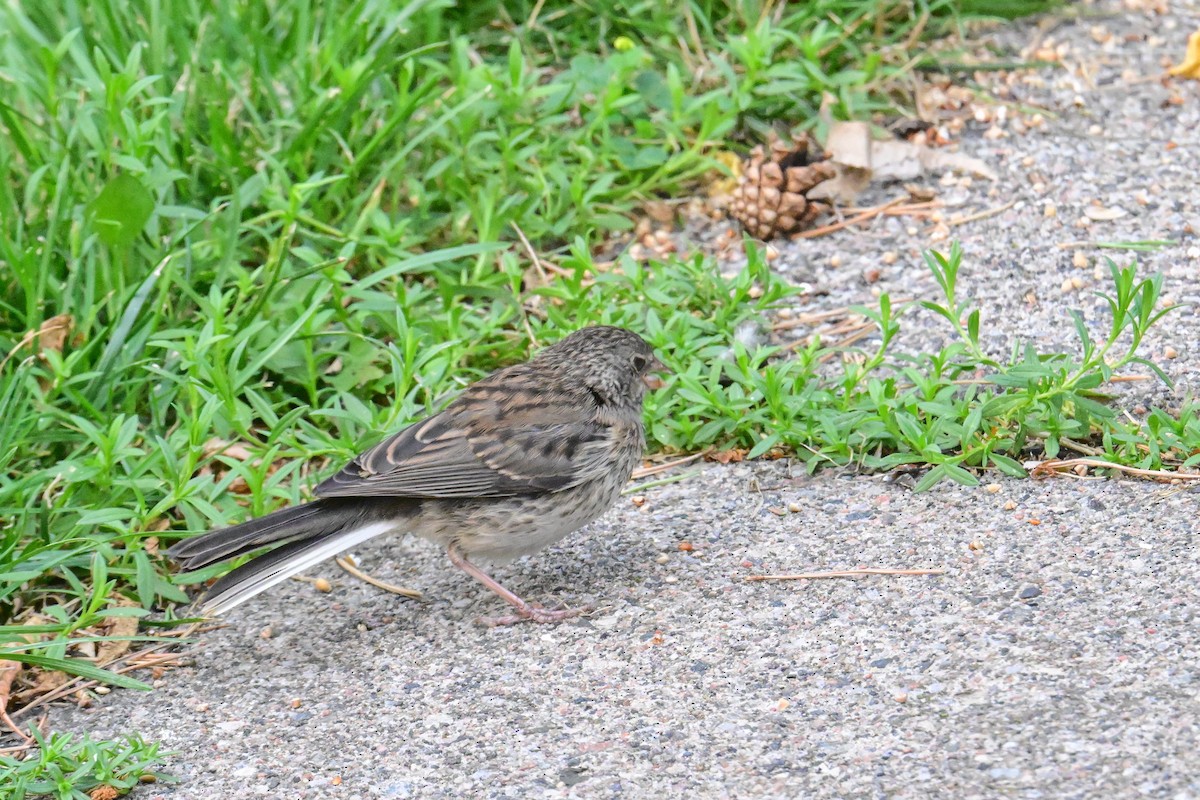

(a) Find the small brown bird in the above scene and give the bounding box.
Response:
[169,326,667,625]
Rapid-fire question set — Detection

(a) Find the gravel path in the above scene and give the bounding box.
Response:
[56,2,1200,798]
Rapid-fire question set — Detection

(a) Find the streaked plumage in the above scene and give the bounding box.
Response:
[169,326,666,625]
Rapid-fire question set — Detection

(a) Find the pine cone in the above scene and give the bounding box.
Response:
[729,133,836,239]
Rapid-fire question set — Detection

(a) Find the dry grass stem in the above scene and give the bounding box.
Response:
[336,555,423,599]
[747,568,947,581]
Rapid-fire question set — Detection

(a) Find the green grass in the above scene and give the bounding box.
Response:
[0,0,1175,792]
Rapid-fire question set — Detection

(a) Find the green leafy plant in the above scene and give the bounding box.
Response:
[1,730,169,800]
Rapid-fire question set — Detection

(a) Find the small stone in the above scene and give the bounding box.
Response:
[882,251,898,265]
[655,553,670,564]
[787,502,802,513]
[968,541,984,551]
[985,483,1001,494]
[1164,346,1178,359]
[894,692,908,703]
[1018,584,1042,600]
[1043,202,1057,218]
[259,626,273,639]
[830,254,842,268]
[1072,251,1088,268]
[1004,500,1017,511]
[1084,205,1126,221]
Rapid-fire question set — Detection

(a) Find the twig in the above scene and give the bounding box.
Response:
[947,199,1017,227]
[11,649,199,721]
[623,469,702,495]
[746,568,947,581]
[336,555,423,599]
[510,222,548,347]
[792,197,908,239]
[631,453,705,480]
[11,624,206,721]
[890,373,1150,392]
[841,200,942,216]
[511,222,549,287]
[1029,458,1200,483]
[1057,438,1104,457]
[773,299,916,332]
[815,321,876,361]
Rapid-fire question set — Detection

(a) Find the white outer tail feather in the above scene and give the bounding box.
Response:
[202,521,397,617]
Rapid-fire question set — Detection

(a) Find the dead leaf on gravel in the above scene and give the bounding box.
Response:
[816,121,997,203]
[708,449,746,464]
[96,601,141,665]
[13,666,69,704]
[1168,30,1200,79]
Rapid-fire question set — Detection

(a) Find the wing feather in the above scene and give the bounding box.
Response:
[314,375,617,499]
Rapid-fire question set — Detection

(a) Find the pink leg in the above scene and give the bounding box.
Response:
[446,543,589,626]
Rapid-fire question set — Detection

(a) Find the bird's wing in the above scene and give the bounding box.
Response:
[313,378,620,499]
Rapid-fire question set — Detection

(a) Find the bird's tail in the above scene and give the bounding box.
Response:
[168,499,403,616]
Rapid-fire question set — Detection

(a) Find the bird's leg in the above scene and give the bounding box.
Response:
[446,543,589,626]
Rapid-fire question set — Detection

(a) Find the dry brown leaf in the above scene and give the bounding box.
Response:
[815,121,996,203]
[806,165,871,204]
[708,449,746,464]
[1,660,20,709]
[705,151,744,198]
[202,438,254,462]
[36,314,74,355]
[1,657,29,741]
[1168,30,1200,79]
[642,201,676,224]
[96,600,141,665]
[12,666,69,704]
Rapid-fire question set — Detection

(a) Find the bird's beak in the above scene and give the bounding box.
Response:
[642,357,670,390]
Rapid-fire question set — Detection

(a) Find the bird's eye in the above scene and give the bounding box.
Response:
[631,354,649,372]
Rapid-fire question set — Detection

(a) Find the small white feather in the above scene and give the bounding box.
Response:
[203,521,396,617]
